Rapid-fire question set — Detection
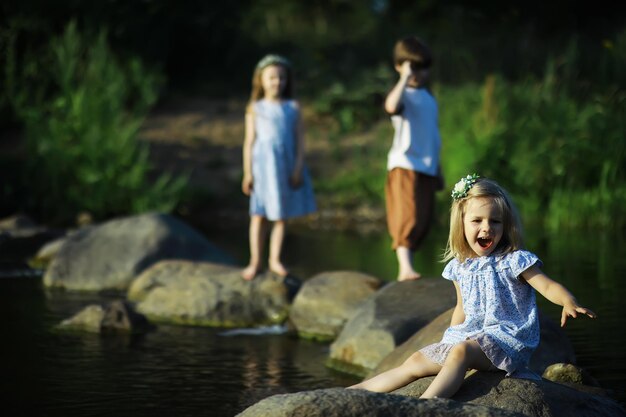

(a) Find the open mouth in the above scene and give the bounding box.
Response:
[478,237,493,249]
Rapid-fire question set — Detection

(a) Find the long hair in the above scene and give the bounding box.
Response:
[247,54,294,113]
[443,178,524,263]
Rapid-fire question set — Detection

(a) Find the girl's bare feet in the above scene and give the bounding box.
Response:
[269,260,289,277]
[241,264,261,281]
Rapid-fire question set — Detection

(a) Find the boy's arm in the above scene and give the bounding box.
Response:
[241,111,256,195]
[522,264,596,327]
[384,61,412,114]
[449,281,465,327]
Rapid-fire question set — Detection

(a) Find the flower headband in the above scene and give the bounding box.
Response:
[451,173,480,200]
[256,54,291,71]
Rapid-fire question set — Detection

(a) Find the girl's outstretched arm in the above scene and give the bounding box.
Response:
[522,265,597,327]
[242,111,256,195]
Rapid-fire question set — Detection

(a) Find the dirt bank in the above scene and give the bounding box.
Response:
[139,95,389,233]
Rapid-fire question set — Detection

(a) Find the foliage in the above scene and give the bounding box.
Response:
[1,3,624,229]
[313,33,626,231]
[311,64,392,133]
[6,22,186,222]
[3,0,623,99]
[310,115,389,210]
[438,37,625,229]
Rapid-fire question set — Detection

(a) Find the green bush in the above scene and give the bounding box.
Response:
[312,35,626,231]
[311,64,392,133]
[437,68,625,229]
[8,22,186,222]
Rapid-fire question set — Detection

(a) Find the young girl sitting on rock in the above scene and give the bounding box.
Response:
[350,174,596,398]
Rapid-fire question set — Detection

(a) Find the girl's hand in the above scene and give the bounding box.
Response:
[242,175,254,196]
[561,303,597,327]
[290,170,302,188]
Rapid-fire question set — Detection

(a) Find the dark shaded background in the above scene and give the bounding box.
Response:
[1,0,624,223]
[2,0,624,96]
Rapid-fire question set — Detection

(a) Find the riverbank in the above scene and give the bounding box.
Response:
[137,94,391,233]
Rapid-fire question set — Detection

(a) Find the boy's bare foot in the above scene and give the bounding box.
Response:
[241,264,260,281]
[398,270,422,281]
[395,247,420,281]
[269,260,289,277]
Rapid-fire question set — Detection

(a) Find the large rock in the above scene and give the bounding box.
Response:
[128,260,236,301]
[543,363,600,387]
[58,300,153,334]
[367,307,453,378]
[393,372,625,417]
[0,214,38,230]
[100,300,155,333]
[58,304,105,332]
[369,308,576,378]
[328,278,456,376]
[128,260,300,327]
[32,236,67,266]
[289,271,382,341]
[236,387,527,417]
[0,214,64,262]
[237,376,625,417]
[43,212,233,291]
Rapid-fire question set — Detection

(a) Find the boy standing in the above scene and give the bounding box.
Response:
[384,36,442,281]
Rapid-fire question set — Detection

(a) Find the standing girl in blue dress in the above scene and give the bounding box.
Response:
[350,174,595,398]
[241,54,316,280]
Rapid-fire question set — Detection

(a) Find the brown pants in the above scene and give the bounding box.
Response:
[385,168,437,251]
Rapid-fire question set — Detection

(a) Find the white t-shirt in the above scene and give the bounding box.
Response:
[387,87,441,176]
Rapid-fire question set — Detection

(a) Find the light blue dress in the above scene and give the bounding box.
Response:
[420,250,542,379]
[250,99,316,221]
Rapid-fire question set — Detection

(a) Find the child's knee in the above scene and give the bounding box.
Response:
[401,351,440,377]
[402,351,428,370]
[445,342,473,364]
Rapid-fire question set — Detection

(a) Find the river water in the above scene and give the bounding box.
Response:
[2,223,625,416]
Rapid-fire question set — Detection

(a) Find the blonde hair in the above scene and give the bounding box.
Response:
[443,178,524,263]
[246,54,294,113]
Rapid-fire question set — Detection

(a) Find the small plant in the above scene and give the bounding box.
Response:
[9,21,186,222]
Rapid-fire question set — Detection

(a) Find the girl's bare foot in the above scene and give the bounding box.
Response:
[241,264,260,281]
[398,269,422,281]
[269,260,289,277]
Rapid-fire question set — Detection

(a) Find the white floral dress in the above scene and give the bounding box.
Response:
[420,250,542,379]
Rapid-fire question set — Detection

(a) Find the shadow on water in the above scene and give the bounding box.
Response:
[1,223,625,415]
